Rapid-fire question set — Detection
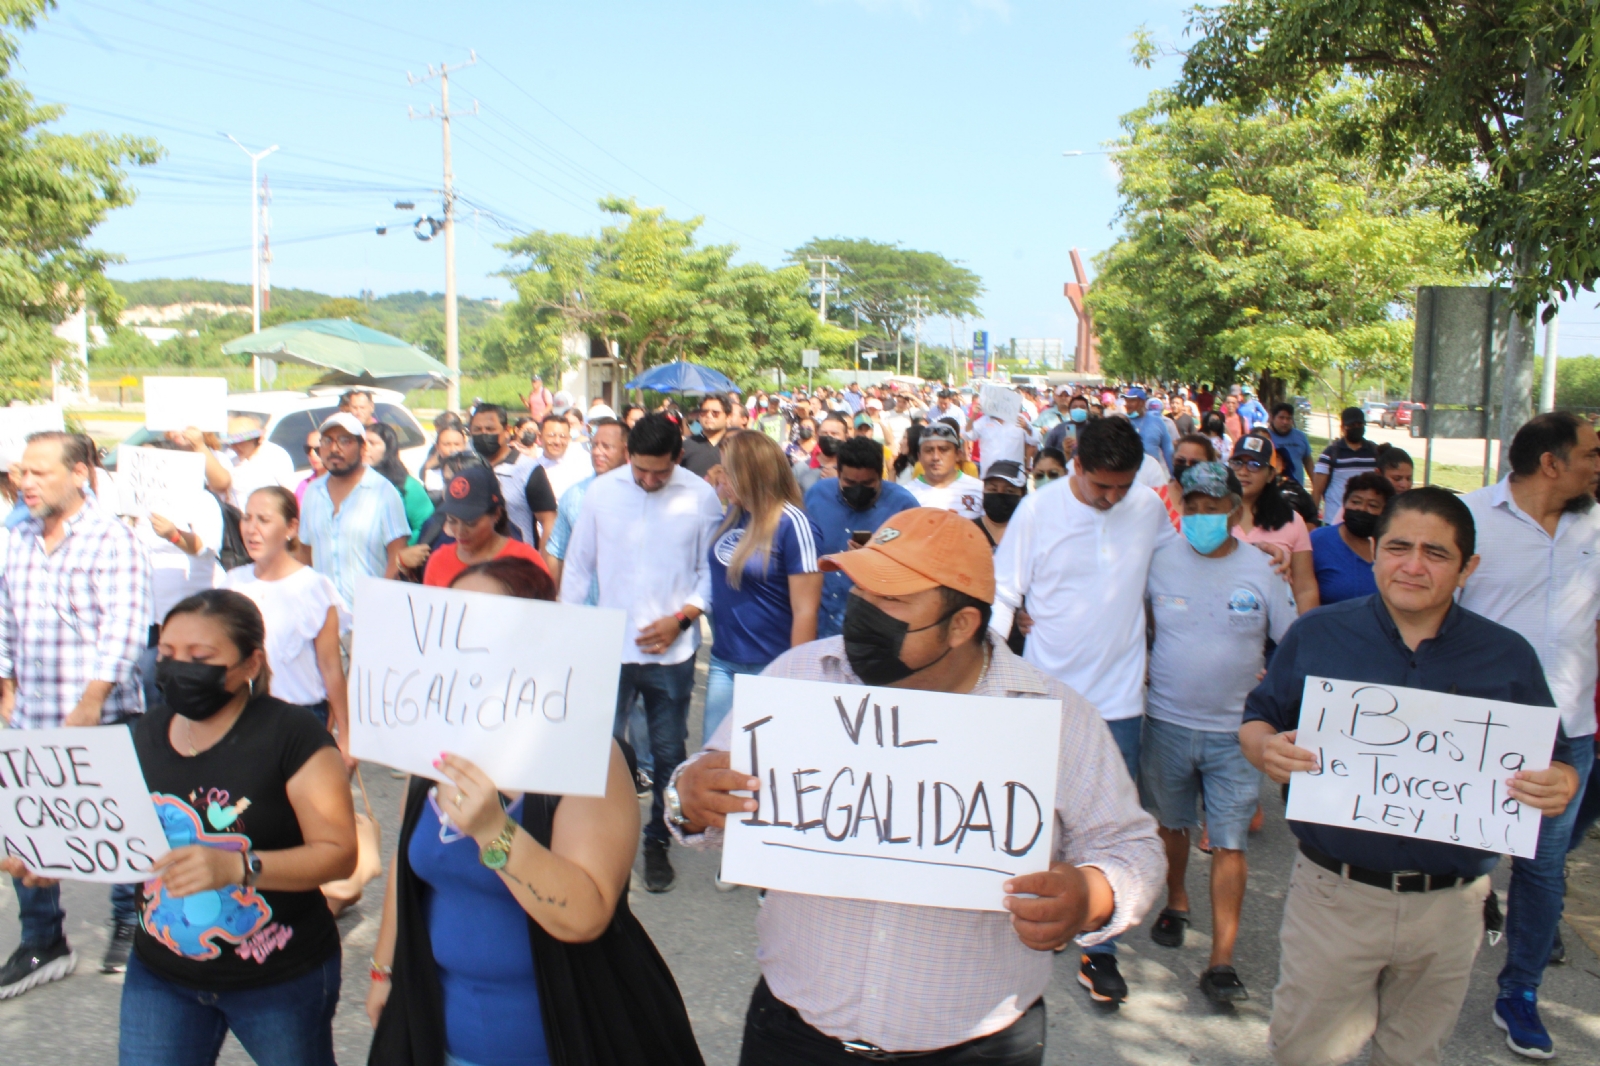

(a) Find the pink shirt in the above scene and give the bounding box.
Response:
[1237,510,1312,554]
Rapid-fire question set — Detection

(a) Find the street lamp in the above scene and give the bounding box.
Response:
[225,134,279,392]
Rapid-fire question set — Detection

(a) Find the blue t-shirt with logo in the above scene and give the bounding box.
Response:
[803,479,921,638]
[708,505,823,664]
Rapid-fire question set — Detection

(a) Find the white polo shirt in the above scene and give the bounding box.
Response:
[992,478,1177,721]
[1460,479,1600,737]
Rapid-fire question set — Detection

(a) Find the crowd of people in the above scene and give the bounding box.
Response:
[0,372,1595,1066]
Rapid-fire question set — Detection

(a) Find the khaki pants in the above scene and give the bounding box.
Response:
[1268,853,1489,1066]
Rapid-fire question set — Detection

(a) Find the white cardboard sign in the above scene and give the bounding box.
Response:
[0,403,64,459]
[116,445,206,516]
[0,726,169,884]
[721,674,1063,911]
[1285,676,1561,858]
[144,377,229,433]
[979,384,1022,426]
[348,577,626,796]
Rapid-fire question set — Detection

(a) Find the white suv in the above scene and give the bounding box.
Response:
[107,386,432,475]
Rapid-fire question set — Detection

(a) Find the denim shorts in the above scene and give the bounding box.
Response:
[1140,716,1261,852]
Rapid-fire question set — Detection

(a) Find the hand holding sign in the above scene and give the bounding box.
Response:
[0,727,168,884]
[1284,677,1563,857]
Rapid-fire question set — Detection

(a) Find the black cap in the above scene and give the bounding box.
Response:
[1341,406,1365,425]
[438,465,504,522]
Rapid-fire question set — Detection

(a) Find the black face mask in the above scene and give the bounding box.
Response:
[983,491,1022,524]
[1172,458,1198,480]
[1342,509,1380,539]
[156,659,239,721]
[840,483,878,512]
[818,436,842,458]
[471,432,502,458]
[519,432,538,447]
[1345,424,1366,443]
[798,425,815,441]
[842,596,954,686]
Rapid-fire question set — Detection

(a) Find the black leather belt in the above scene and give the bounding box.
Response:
[1299,843,1468,894]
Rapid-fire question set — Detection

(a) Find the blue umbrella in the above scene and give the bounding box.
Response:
[624,359,737,395]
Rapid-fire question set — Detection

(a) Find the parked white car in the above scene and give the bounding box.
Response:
[107,386,432,475]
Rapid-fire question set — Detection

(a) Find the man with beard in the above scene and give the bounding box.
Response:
[669,508,1162,1065]
[803,436,918,638]
[297,413,410,609]
[681,393,735,478]
[467,403,556,547]
[1312,407,1379,518]
[1459,412,1600,1059]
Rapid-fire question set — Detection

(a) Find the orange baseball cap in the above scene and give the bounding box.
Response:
[820,507,995,603]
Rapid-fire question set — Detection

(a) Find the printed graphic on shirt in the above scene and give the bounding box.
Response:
[1228,589,1262,614]
[142,794,275,962]
[713,527,744,566]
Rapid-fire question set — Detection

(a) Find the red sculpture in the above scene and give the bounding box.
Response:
[1063,248,1100,375]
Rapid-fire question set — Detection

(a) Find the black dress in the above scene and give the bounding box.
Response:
[369,761,704,1066]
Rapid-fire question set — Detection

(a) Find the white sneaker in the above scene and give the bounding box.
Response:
[713,873,740,893]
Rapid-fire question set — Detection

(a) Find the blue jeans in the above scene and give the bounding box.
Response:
[613,658,697,846]
[1499,734,1596,994]
[119,951,340,1066]
[625,696,653,781]
[14,877,139,949]
[702,654,770,748]
[1092,715,1144,957]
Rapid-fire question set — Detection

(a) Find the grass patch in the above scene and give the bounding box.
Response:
[1306,432,1489,494]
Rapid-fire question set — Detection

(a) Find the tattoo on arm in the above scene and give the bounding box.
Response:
[498,869,568,908]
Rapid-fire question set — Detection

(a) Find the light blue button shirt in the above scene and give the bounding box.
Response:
[299,466,410,608]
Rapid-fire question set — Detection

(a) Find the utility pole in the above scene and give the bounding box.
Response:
[410,51,478,413]
[226,134,278,392]
[259,175,272,314]
[808,256,841,324]
[853,308,860,382]
[912,295,924,381]
[1540,310,1559,412]
[1500,43,1550,476]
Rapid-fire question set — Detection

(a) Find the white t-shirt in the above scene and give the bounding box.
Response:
[225,565,350,706]
[906,472,985,519]
[127,490,225,619]
[541,453,590,501]
[1145,537,1296,731]
[991,479,1178,720]
[964,416,1034,477]
[227,440,299,509]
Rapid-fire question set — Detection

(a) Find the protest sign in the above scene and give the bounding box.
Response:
[116,445,206,516]
[1285,676,1561,858]
[347,577,626,796]
[144,376,229,433]
[0,403,64,460]
[721,674,1063,911]
[0,726,168,884]
[979,384,1023,426]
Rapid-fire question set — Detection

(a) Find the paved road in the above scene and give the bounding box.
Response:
[4,648,1598,1064]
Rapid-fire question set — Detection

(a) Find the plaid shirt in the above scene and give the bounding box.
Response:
[678,636,1163,1052]
[0,503,152,728]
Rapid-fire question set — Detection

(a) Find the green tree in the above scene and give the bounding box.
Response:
[1175,0,1600,320]
[0,0,160,398]
[1087,84,1476,409]
[787,238,982,352]
[502,197,851,389]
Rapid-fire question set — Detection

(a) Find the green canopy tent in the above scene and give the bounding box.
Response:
[220,318,456,393]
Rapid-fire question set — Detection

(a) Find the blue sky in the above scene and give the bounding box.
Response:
[19,0,1600,357]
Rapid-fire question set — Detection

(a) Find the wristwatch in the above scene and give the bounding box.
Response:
[479,816,518,870]
[240,849,262,888]
[674,610,693,632]
[664,781,690,829]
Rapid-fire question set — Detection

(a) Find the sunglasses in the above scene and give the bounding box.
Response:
[1035,469,1066,481]
[1228,457,1266,471]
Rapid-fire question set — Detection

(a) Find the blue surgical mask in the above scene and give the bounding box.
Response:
[1182,513,1231,554]
[1069,408,1089,423]
[689,421,704,436]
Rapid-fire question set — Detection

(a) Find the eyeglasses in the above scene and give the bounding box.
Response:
[1228,457,1266,471]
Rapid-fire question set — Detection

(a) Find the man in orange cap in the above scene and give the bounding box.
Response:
[666,508,1162,1065]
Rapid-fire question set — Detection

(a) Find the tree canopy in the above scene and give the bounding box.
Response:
[1175,0,1599,320]
[1086,83,1476,405]
[501,198,853,387]
[787,237,982,354]
[0,0,159,399]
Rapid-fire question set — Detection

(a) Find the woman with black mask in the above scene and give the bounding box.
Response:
[971,459,1028,654]
[119,589,357,1065]
[1308,471,1395,605]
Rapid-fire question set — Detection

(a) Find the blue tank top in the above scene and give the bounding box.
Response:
[407,791,550,1066]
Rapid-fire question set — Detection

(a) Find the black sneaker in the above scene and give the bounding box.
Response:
[643,841,675,893]
[101,921,137,974]
[1078,953,1127,1003]
[1199,964,1249,1004]
[0,938,77,1000]
[1150,908,1189,948]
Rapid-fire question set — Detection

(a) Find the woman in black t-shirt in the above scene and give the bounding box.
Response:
[119,589,357,1066]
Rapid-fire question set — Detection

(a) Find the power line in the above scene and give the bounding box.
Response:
[121,225,380,266]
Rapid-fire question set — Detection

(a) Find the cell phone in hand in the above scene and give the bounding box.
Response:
[850,530,872,546]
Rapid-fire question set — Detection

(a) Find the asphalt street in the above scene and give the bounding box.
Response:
[3,645,1598,1065]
